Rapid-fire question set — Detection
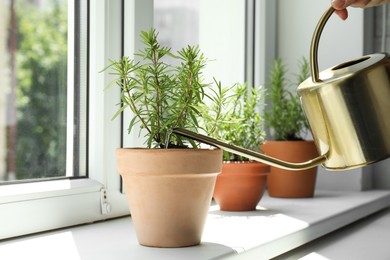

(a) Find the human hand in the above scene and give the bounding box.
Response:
[331,0,390,20]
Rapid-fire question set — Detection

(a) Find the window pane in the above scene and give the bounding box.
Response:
[0,0,84,182]
[153,0,246,87]
[154,0,199,53]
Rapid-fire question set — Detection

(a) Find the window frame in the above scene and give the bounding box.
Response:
[0,0,129,240]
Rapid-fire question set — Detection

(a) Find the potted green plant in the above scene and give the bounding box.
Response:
[262,58,319,198]
[201,83,269,211]
[105,29,224,248]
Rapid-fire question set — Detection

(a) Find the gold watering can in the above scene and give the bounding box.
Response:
[174,7,390,171]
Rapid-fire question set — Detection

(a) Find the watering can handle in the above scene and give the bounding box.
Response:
[311,7,335,83]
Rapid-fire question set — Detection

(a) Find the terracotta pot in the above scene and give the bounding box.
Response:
[261,141,319,198]
[213,161,269,211]
[116,148,222,248]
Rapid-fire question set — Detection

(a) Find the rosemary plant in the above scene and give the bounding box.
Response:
[264,57,310,141]
[105,29,222,149]
[202,83,266,161]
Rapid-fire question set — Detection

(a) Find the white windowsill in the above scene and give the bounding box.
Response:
[1,190,390,260]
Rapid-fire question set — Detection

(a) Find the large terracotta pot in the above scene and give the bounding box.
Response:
[116,148,222,248]
[261,141,319,198]
[213,161,269,211]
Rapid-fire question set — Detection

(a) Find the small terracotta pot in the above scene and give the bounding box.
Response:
[116,148,222,248]
[213,161,269,211]
[261,141,319,198]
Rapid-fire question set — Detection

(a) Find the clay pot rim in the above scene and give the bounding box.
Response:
[222,161,267,164]
[221,161,270,175]
[117,147,222,156]
[117,147,220,151]
[262,140,315,145]
[219,172,268,176]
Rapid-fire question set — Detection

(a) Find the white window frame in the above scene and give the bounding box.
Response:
[0,0,131,240]
[121,0,153,147]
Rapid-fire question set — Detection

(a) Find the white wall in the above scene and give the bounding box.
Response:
[277,0,369,191]
[277,0,364,77]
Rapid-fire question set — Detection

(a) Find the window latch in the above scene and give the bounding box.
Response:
[100,189,112,215]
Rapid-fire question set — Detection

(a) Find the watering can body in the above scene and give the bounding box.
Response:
[298,53,390,170]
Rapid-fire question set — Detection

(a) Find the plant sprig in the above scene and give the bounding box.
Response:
[264,57,309,141]
[104,28,222,149]
[202,82,266,161]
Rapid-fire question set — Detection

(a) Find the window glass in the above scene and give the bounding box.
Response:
[154,0,199,51]
[153,0,199,65]
[0,0,85,182]
[153,0,246,87]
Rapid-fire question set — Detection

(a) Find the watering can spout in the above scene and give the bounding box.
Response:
[173,128,327,171]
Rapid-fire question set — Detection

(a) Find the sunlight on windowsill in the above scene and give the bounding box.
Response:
[299,252,331,260]
[203,205,309,252]
[0,231,81,260]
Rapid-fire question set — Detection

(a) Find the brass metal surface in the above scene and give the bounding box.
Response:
[299,53,390,169]
[298,8,390,170]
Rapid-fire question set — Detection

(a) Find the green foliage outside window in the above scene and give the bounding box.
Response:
[11,1,67,179]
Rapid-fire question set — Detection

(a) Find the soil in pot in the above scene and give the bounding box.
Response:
[213,161,269,211]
